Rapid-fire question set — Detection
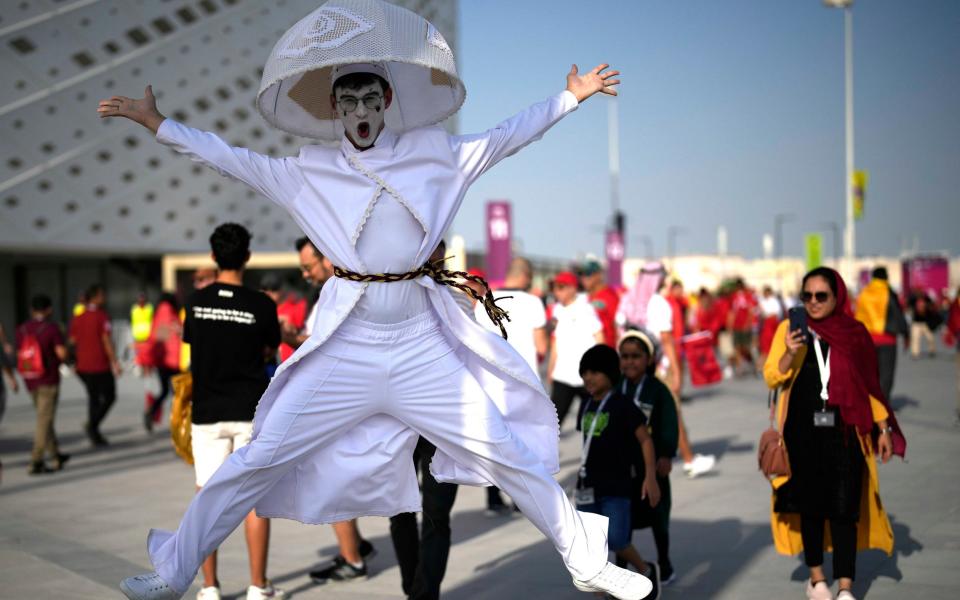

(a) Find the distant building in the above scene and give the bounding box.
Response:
[0,0,457,326]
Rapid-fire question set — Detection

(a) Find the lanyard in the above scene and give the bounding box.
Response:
[620,376,646,409]
[579,391,613,479]
[811,332,831,409]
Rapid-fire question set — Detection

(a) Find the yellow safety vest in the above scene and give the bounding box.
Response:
[131,303,154,342]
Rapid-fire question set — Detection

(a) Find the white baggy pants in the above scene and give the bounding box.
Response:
[148,312,608,594]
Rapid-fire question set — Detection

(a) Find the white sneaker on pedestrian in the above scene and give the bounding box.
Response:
[682,454,715,478]
[805,579,833,600]
[572,561,653,600]
[836,590,856,600]
[246,580,285,600]
[119,572,179,600]
[196,585,221,600]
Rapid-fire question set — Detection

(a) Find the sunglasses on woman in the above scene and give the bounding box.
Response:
[801,291,831,304]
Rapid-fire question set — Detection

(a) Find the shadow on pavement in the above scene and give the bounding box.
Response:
[889,395,920,412]
[683,386,724,402]
[435,516,773,599]
[690,436,754,462]
[0,431,176,495]
[787,513,922,598]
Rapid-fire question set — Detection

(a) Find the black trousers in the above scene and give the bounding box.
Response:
[551,380,590,428]
[800,514,858,580]
[389,438,459,600]
[78,371,116,435]
[147,367,179,420]
[875,343,897,401]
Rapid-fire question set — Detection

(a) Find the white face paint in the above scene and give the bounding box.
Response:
[334,80,386,149]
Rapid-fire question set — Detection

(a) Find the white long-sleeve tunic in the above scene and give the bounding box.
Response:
[157,90,579,522]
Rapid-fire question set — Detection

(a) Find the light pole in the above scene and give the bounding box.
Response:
[629,234,654,259]
[606,99,625,287]
[774,213,796,261]
[820,220,841,263]
[666,226,687,263]
[824,0,856,280]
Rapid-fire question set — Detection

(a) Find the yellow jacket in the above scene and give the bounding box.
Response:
[763,319,893,556]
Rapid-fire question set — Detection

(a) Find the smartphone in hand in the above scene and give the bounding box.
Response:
[788,306,810,343]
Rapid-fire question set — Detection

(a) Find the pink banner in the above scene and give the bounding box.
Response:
[605,230,625,289]
[485,200,512,286]
[902,256,950,301]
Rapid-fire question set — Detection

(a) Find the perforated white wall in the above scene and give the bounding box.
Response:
[0,0,457,254]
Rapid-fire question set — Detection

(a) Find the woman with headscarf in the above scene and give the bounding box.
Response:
[764,267,905,600]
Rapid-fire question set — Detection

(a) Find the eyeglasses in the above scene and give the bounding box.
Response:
[801,291,831,304]
[300,261,319,274]
[336,93,383,113]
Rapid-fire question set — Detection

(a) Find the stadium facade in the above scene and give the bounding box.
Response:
[0,0,457,326]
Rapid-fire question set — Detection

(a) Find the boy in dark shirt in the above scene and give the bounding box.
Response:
[577,345,662,599]
[182,223,283,600]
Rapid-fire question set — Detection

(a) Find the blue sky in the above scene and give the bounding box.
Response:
[451,0,960,260]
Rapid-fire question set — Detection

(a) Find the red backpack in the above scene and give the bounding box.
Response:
[16,326,46,380]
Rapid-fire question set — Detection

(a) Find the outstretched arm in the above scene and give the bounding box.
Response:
[564,63,620,103]
[453,63,620,183]
[97,86,303,207]
[97,85,166,133]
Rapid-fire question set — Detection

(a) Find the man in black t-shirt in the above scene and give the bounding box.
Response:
[182,223,284,600]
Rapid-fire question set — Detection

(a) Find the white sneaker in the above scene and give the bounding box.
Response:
[572,562,653,600]
[805,579,833,600]
[836,591,856,600]
[196,585,221,600]
[119,572,179,600]
[683,454,716,478]
[246,580,286,600]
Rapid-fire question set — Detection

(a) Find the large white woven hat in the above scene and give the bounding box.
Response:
[257,0,464,141]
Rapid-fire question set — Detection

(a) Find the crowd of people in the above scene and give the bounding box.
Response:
[0,3,952,595]
[5,234,956,600]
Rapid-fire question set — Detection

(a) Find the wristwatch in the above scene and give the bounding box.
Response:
[879,426,893,436]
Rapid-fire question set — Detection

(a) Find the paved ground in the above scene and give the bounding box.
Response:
[1,346,958,599]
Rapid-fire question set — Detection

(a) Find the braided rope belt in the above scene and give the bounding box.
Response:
[333,260,512,339]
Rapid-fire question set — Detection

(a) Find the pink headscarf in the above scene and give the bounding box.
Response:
[617,262,666,328]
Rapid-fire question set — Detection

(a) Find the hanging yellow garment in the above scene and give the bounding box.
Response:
[170,372,193,465]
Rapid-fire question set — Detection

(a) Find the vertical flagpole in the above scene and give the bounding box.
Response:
[608,99,620,216]
[844,5,856,279]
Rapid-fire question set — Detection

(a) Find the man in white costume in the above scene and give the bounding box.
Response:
[102,2,650,599]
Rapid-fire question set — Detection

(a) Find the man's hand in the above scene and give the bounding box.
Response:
[97,85,166,133]
[566,64,621,103]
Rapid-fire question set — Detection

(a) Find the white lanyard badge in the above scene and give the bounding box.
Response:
[812,332,831,409]
[620,376,646,409]
[579,391,613,480]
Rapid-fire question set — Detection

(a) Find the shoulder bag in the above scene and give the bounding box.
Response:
[758,388,790,480]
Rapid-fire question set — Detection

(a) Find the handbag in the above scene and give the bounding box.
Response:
[758,388,790,480]
[169,372,194,465]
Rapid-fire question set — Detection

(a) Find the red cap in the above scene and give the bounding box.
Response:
[554,271,578,288]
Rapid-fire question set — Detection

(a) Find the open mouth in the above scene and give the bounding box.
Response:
[357,122,370,138]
